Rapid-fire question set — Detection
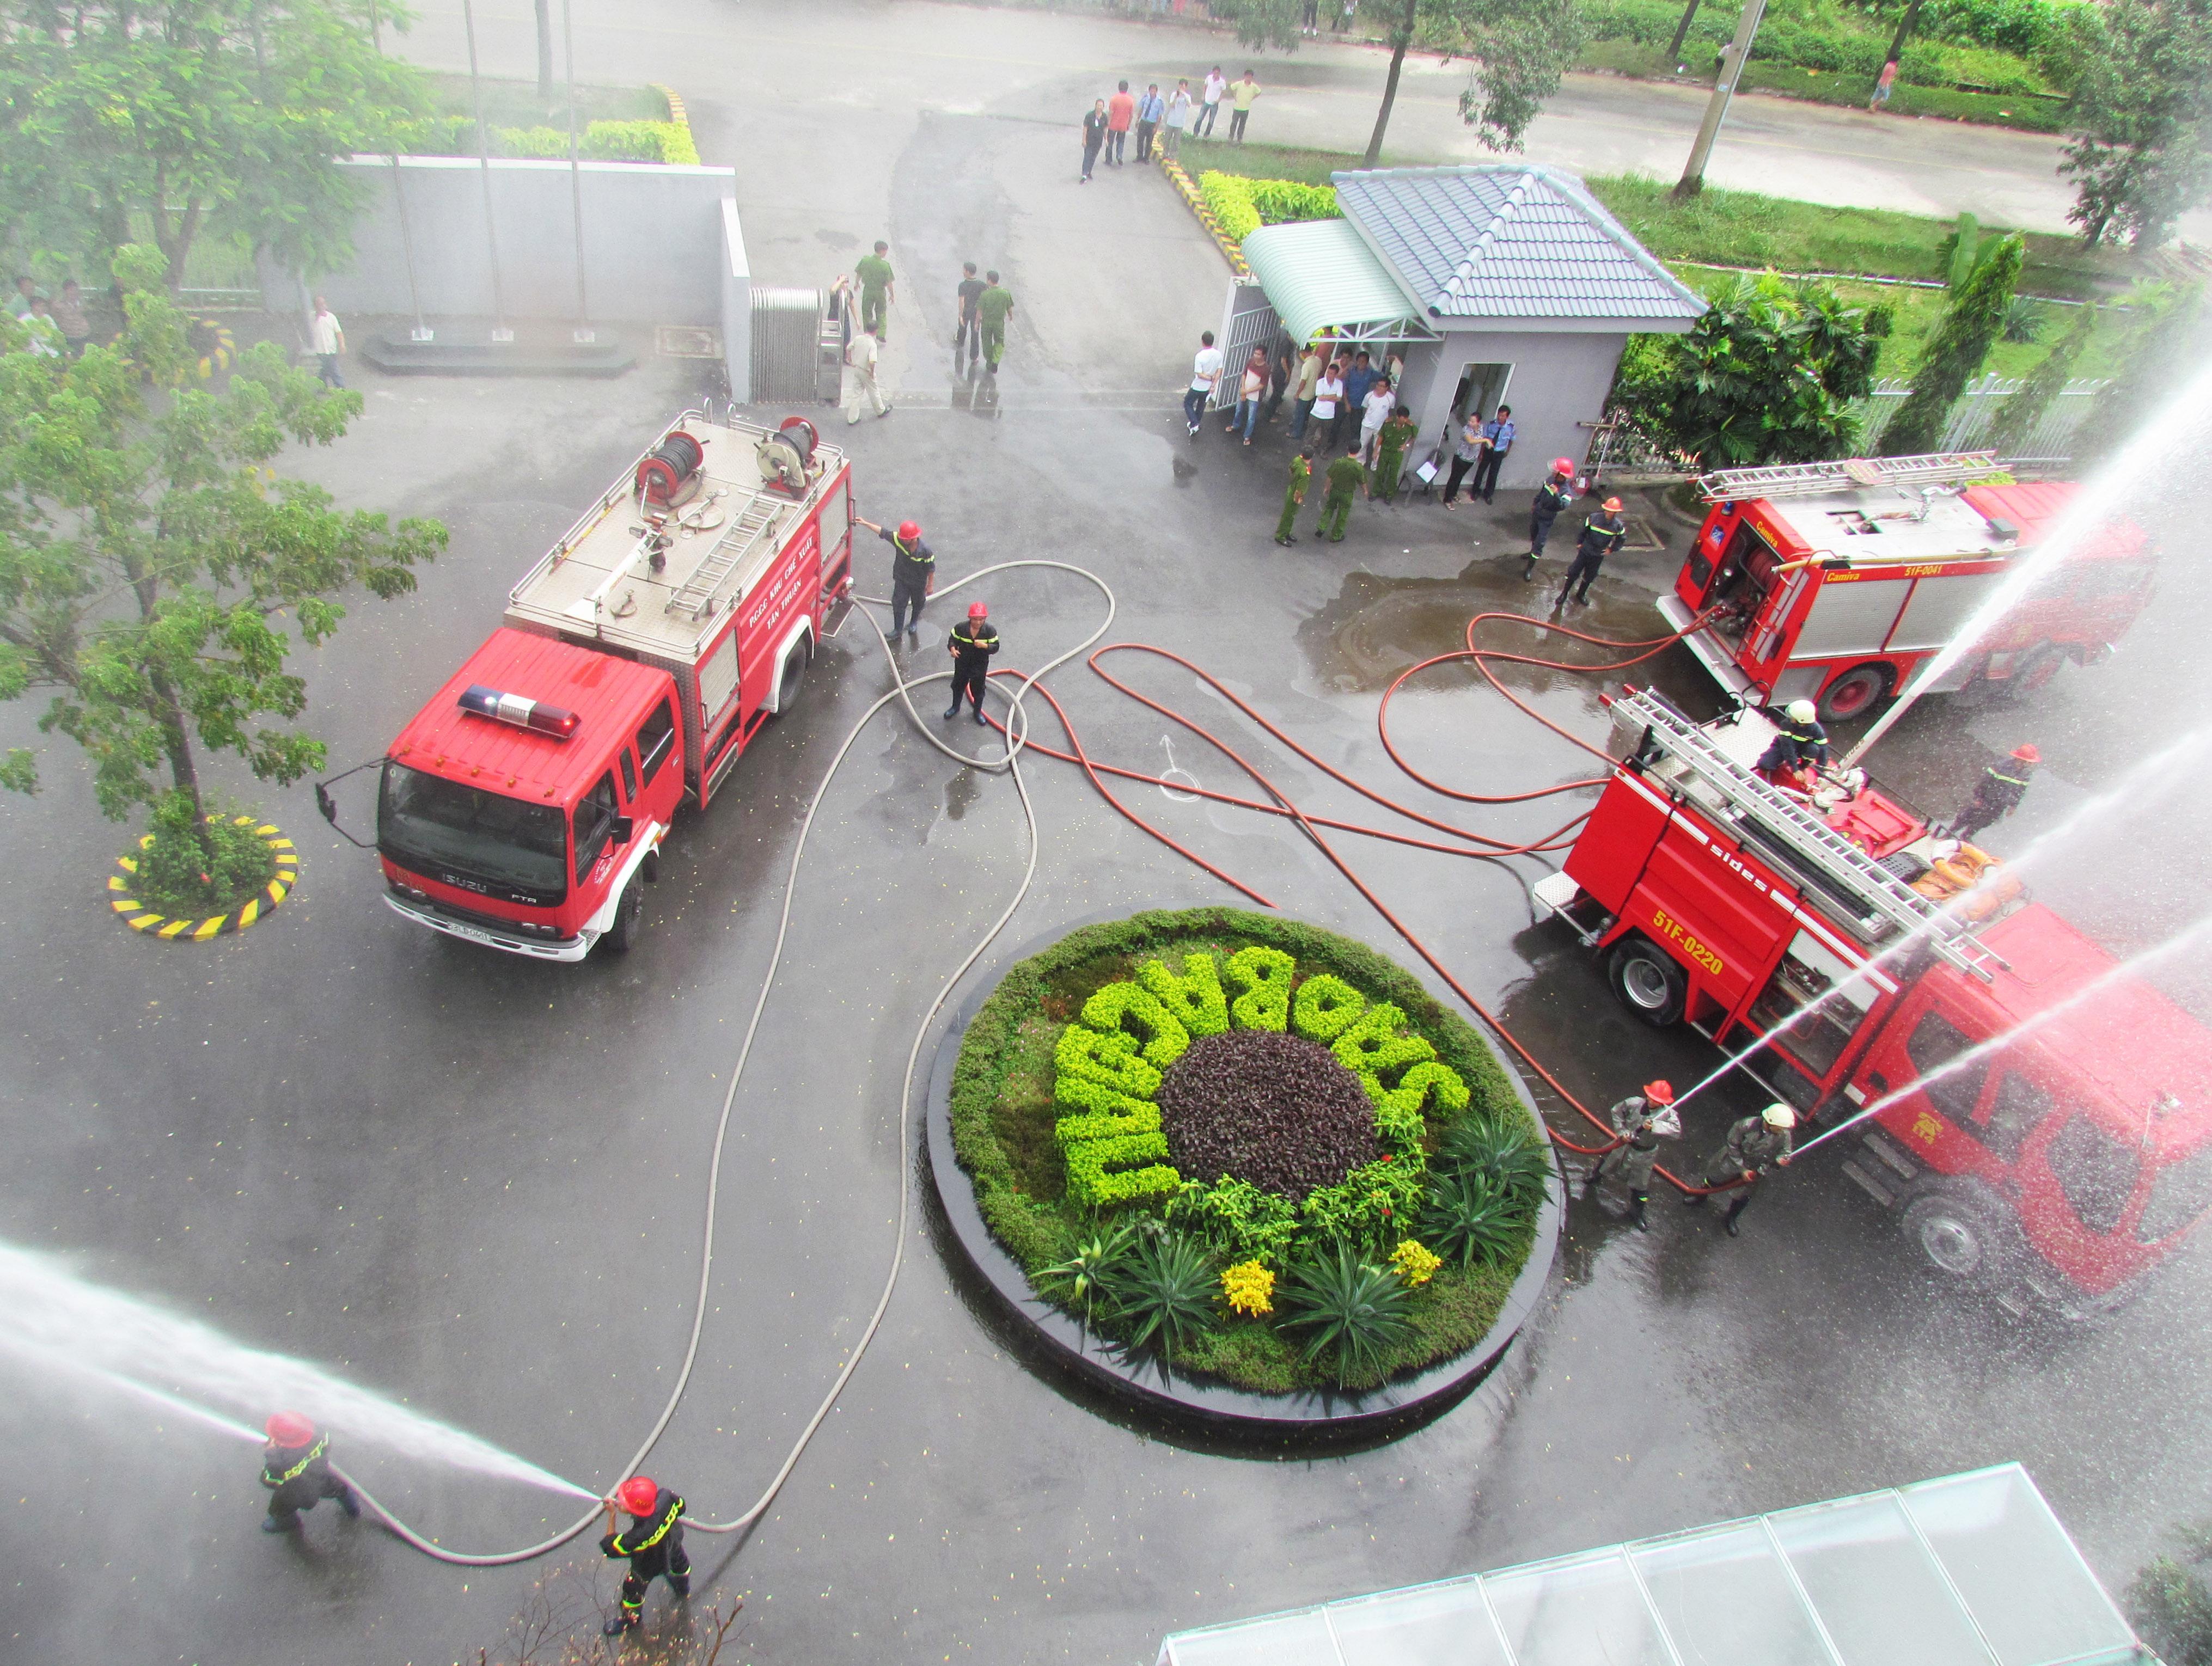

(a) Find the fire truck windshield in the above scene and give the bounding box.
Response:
[377,762,569,902]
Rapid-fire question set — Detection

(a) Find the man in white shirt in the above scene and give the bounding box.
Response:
[844,323,890,424]
[1197,67,1227,137]
[1358,374,1395,466]
[1162,79,1192,160]
[1183,329,1224,439]
[308,295,346,388]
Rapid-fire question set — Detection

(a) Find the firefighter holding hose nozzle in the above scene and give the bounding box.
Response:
[259,1411,361,1533]
[1684,1103,1796,1236]
[1756,700,1831,792]
[1946,743,2038,842]
[1580,1080,1681,1232]
[600,1475,690,1635]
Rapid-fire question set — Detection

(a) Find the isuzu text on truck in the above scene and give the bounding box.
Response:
[1534,690,2212,1316]
[360,412,853,961]
[1658,454,2154,721]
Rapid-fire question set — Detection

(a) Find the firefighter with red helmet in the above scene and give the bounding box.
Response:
[1554,497,1628,601]
[854,516,934,645]
[259,1411,361,1533]
[1948,744,2039,842]
[1526,458,1578,574]
[600,1475,690,1636]
[944,601,999,726]
[1580,1080,1681,1232]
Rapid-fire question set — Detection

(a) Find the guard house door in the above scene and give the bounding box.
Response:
[1211,279,1281,411]
[1451,362,1514,427]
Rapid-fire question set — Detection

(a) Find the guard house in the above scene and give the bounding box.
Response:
[1236,166,1706,489]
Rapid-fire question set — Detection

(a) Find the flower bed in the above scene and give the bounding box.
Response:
[949,909,1550,1395]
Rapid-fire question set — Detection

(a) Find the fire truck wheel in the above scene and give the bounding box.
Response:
[2010,645,2066,698]
[606,875,645,954]
[773,639,810,716]
[1901,1183,2021,1288]
[1607,938,1687,1027]
[1816,664,1892,724]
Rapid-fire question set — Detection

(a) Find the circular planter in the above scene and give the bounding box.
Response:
[924,909,1564,1435]
[107,816,298,941]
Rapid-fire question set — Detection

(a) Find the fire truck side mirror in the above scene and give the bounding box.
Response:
[612,815,635,847]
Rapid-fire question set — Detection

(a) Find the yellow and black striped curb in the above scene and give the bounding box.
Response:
[652,81,692,133]
[194,316,236,380]
[1161,159,1250,277]
[107,816,299,942]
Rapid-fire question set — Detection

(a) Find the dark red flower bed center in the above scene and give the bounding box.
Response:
[1156,1028,1381,1200]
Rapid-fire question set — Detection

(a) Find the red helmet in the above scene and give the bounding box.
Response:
[1603,497,1624,513]
[265,1411,316,1447]
[2012,743,2042,763]
[896,520,921,542]
[1551,457,1575,477]
[967,601,989,620]
[617,1476,660,1516]
[1643,1080,1675,1105]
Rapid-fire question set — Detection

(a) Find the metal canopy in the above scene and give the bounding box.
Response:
[1240,218,1435,347]
[1156,1466,2148,1666]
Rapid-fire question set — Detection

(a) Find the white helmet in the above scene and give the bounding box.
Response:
[1646,1106,1683,1140]
[1762,1102,1798,1129]
[1785,700,1818,726]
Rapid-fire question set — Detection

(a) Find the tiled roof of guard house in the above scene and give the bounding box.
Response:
[1330,166,1708,322]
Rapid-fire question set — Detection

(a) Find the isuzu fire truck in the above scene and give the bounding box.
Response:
[1533,690,2212,1315]
[371,411,853,961]
[1657,454,2154,722]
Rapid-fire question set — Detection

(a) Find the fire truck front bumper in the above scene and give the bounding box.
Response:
[1656,595,1758,702]
[382,892,595,962]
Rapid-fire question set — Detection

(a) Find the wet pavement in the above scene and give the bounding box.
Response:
[6,9,2210,1664]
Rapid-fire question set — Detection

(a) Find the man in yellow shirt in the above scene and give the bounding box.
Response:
[1229,70,1261,142]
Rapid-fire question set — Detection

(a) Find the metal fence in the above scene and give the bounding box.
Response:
[1856,373,2109,458]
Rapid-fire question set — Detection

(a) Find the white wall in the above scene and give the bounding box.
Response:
[1400,330,1632,491]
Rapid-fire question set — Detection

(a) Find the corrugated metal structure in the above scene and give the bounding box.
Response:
[1156,1465,2149,1666]
[1239,219,1431,347]
[748,286,832,404]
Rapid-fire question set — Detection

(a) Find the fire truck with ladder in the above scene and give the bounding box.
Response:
[1657,454,2155,722]
[364,411,854,961]
[1533,690,2212,1316]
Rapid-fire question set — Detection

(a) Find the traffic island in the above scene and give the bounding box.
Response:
[107,816,298,942]
[927,908,1562,1434]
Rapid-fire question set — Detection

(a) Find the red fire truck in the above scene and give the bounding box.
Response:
[1657,454,2154,722]
[370,411,853,961]
[1533,690,2212,1315]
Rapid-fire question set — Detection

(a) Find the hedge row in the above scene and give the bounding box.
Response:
[384,114,700,166]
[1196,171,1339,248]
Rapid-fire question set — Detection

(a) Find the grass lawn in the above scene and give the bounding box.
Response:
[421,73,667,130]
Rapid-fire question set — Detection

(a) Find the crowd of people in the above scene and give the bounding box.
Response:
[8,273,95,358]
[1080,64,1263,181]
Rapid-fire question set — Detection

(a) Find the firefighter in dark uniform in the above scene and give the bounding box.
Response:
[1756,699,1830,789]
[259,1410,362,1532]
[1948,743,2038,841]
[1580,1080,1681,1232]
[1551,495,1628,598]
[600,1475,690,1635]
[855,515,934,645]
[1683,1102,1795,1236]
[944,600,999,725]
[1526,460,1576,569]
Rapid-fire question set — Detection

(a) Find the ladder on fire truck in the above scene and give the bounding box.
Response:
[1616,691,2001,981]
[1696,452,2005,503]
[667,492,785,620]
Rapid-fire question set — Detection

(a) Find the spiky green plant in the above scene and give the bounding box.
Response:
[1274,1246,1415,1388]
[1438,1116,1553,1206]
[1039,1216,1139,1325]
[1421,1167,1525,1269]
[1105,1229,1217,1355]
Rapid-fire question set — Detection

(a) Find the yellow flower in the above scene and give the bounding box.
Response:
[1390,1239,1441,1288]
[1221,1260,1275,1316]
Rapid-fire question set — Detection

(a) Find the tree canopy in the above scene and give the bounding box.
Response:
[0,245,444,842]
[2060,0,2212,247]
[1878,232,2022,455]
[1615,273,1890,468]
[0,0,425,287]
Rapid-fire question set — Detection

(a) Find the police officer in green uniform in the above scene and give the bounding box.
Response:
[975,271,1015,373]
[1581,1080,1681,1232]
[259,1411,361,1532]
[854,241,894,339]
[1684,1102,1795,1236]
[1370,408,1417,500]
[1275,449,1312,546]
[1317,441,1365,542]
[945,601,999,724]
[600,1475,690,1635]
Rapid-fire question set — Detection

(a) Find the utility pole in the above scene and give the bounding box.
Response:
[535,0,554,102]
[1673,0,1768,201]
[1666,0,1703,67]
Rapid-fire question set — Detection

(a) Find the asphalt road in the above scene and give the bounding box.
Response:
[4,4,2209,1663]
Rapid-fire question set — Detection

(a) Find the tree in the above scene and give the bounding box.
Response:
[2070,280,2206,464]
[1616,273,1891,467]
[0,1,425,290]
[2060,0,2212,247]
[1984,302,2096,456]
[1211,0,1587,166]
[0,246,445,857]
[1879,232,2023,455]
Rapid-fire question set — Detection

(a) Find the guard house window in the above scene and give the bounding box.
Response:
[1904,1010,1988,1127]
[573,771,619,883]
[1746,930,1876,1079]
[2044,1116,2140,1235]
[637,699,676,787]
